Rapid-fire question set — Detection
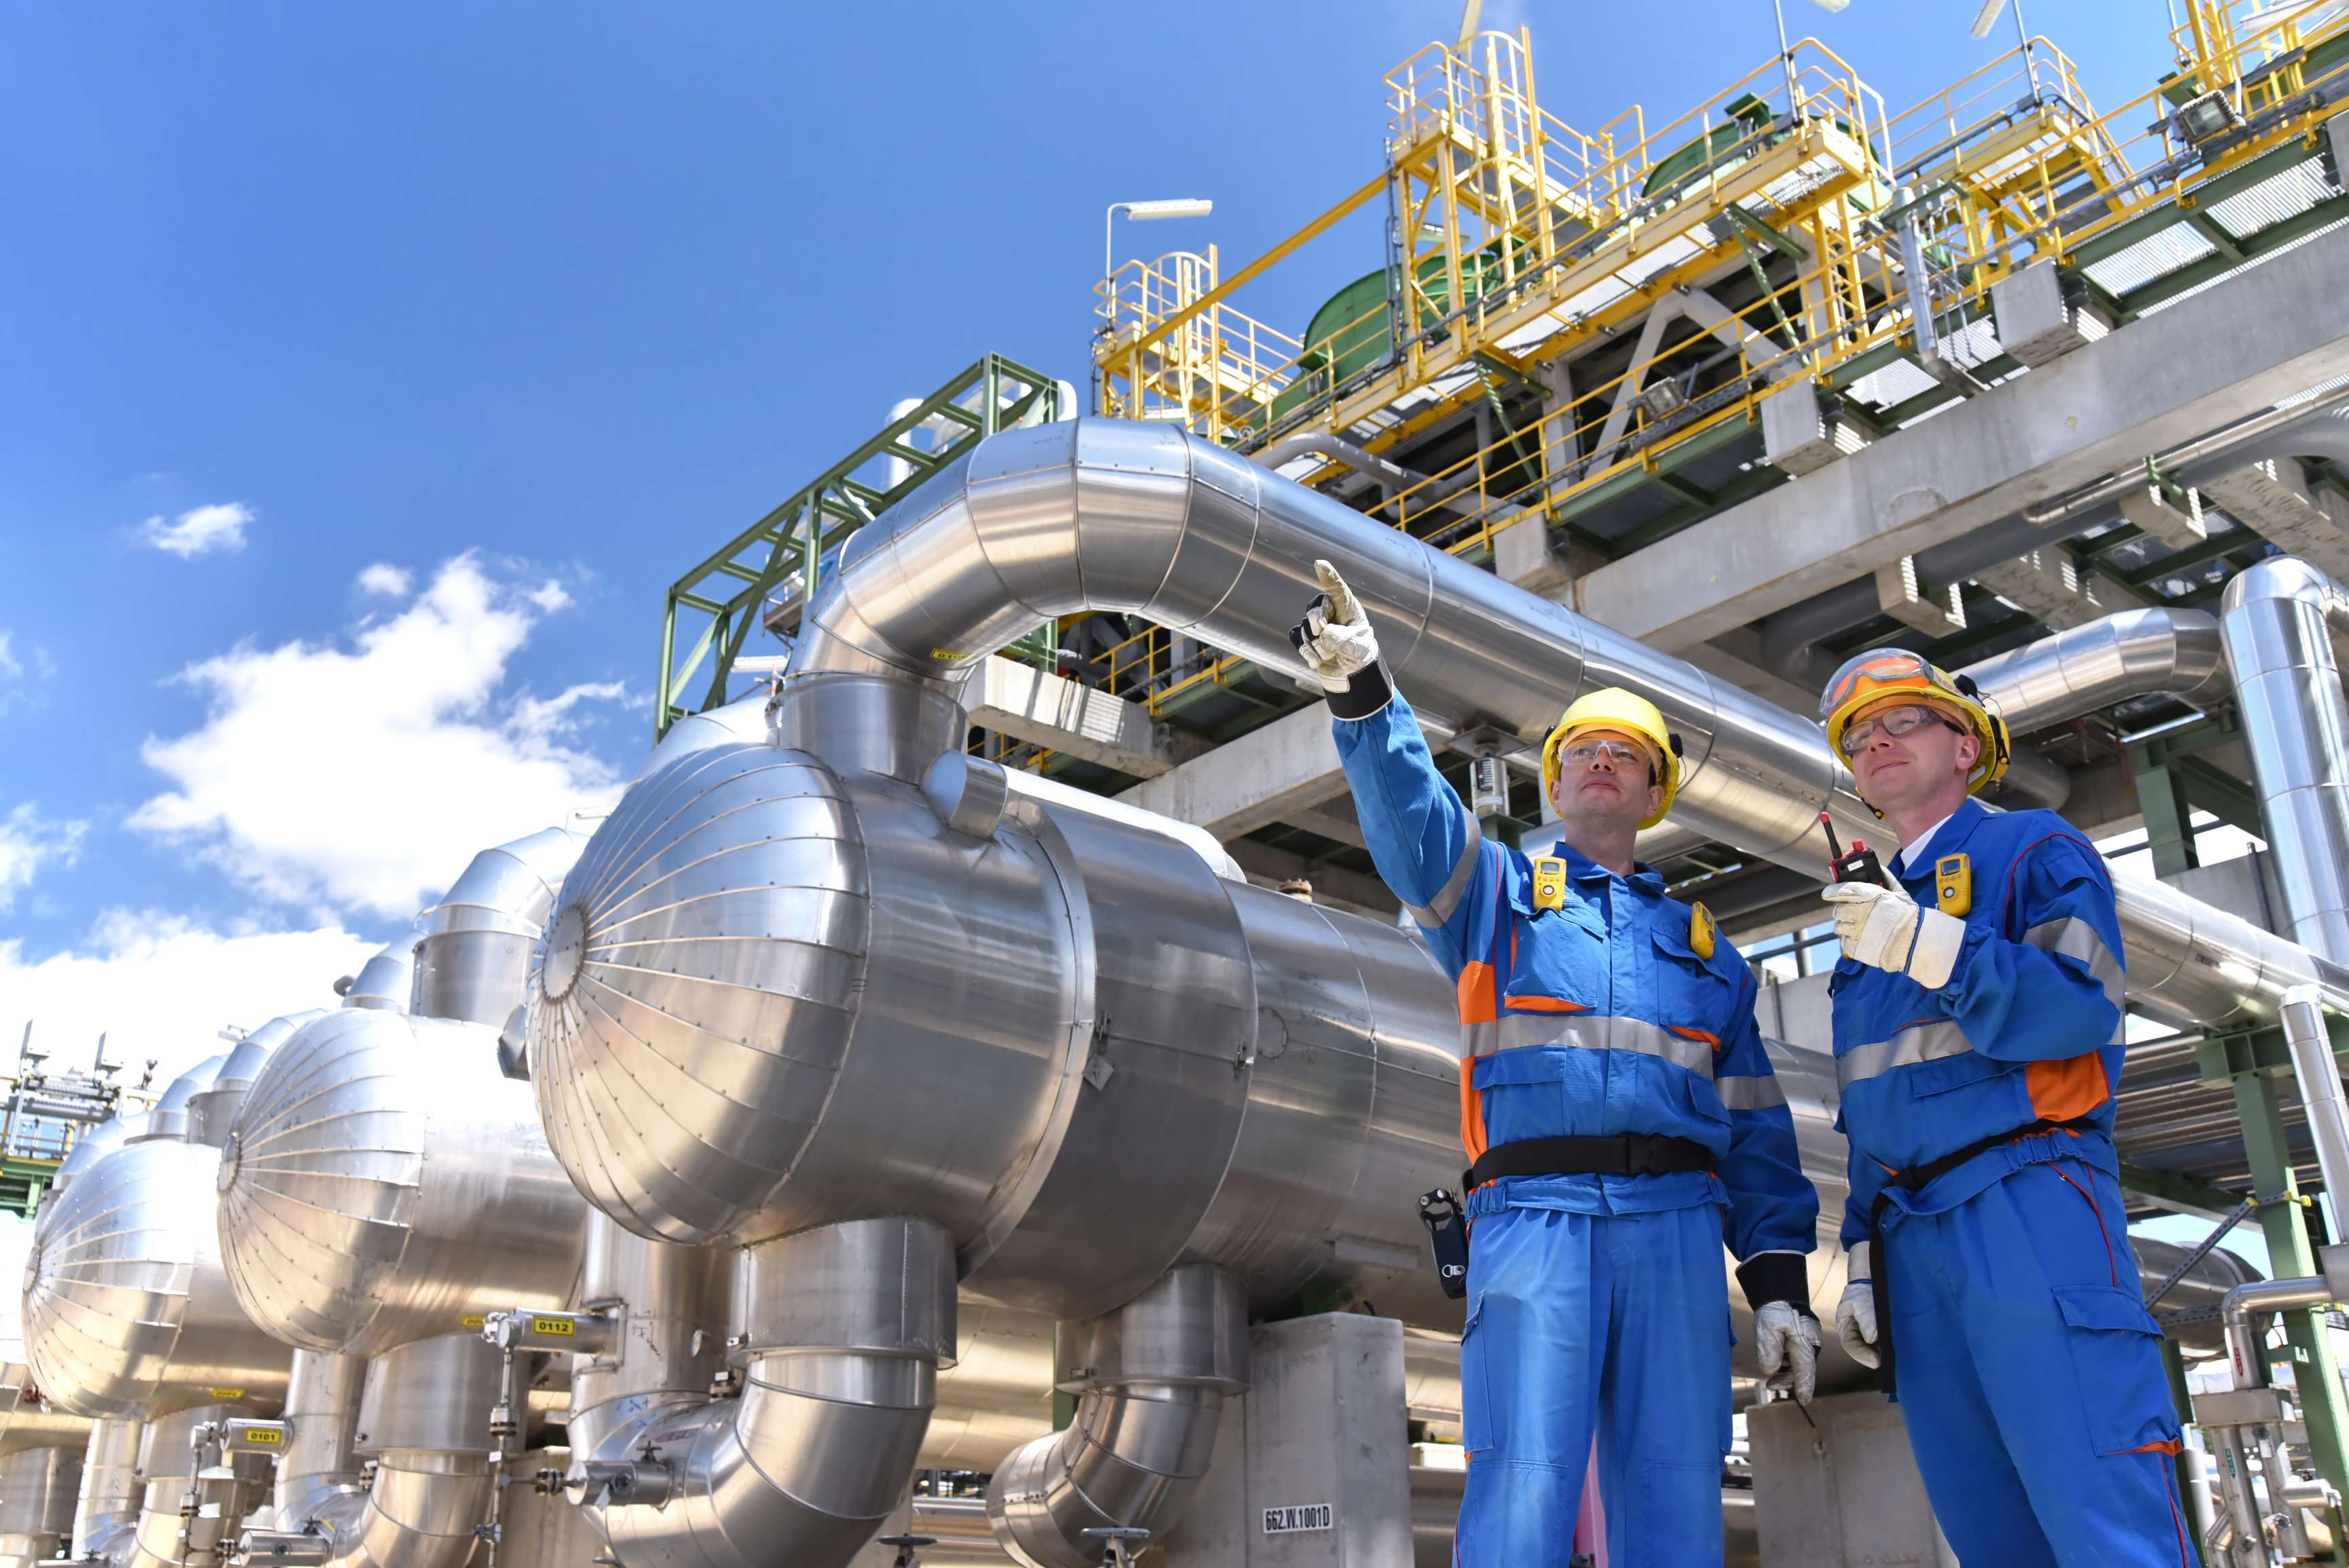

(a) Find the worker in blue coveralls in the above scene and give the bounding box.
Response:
[1815,648,2194,1567]
[1291,561,1820,1568]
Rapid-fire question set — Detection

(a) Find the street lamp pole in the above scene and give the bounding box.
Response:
[1102,198,1215,320]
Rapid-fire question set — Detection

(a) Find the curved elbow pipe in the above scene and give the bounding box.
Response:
[411,826,589,1026]
[0,1444,84,1568]
[592,1219,956,1568]
[1963,606,2228,734]
[73,1419,142,1561]
[986,1267,1247,1568]
[793,416,2349,1031]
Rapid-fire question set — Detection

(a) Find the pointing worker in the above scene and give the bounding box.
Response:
[1815,650,2193,1566]
[1293,561,1820,1568]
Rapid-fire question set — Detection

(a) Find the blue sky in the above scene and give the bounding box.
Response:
[0,1,2193,1077]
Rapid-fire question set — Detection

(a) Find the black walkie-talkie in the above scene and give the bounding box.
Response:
[1820,810,1885,886]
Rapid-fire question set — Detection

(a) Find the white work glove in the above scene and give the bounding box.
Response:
[1752,1301,1822,1405]
[1822,879,1964,990]
[1835,1278,1879,1370]
[1291,559,1380,692]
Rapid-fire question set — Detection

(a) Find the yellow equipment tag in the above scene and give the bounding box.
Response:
[1690,902,1717,961]
[246,1428,282,1446]
[1934,854,1972,918]
[209,1388,245,1401]
[532,1317,576,1338]
[460,1314,485,1329]
[1531,856,1568,911]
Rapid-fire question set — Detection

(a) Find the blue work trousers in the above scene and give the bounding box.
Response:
[1457,1202,1730,1568]
[1887,1156,2196,1567]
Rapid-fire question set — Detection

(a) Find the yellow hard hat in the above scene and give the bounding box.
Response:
[1540,689,1682,830]
[1819,648,2011,794]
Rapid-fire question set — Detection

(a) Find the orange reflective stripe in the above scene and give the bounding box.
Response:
[1504,995,1590,1014]
[2127,1438,2185,1457]
[1457,962,1497,1024]
[1666,1025,1720,1049]
[2027,1052,2110,1123]
[1459,1058,1489,1163]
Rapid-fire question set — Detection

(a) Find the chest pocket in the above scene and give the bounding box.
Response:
[1503,896,1607,1011]
[1652,920,1734,1039]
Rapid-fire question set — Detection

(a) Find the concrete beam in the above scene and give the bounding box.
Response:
[1570,222,2349,648]
[970,657,1207,779]
[1974,546,2146,629]
[1117,704,1352,840]
[1224,839,1399,920]
[2199,457,2349,578]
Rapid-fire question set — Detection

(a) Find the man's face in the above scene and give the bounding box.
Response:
[1548,727,1664,832]
[1847,701,1980,817]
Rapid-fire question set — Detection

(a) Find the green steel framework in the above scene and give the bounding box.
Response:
[657,354,1066,739]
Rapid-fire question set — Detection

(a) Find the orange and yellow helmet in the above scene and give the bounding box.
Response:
[1540,689,1683,830]
[1818,648,2011,794]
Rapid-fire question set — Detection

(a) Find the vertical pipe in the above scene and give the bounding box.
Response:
[2283,985,2349,1227]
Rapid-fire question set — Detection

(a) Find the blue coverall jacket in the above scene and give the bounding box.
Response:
[1332,683,1817,1568]
[1832,797,2193,1567]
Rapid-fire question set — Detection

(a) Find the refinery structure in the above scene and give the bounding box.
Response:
[14,4,2349,1567]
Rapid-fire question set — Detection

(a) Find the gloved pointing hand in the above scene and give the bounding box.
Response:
[1752,1301,1823,1405]
[1290,560,1380,693]
[1835,1278,1880,1370]
[1822,879,1964,989]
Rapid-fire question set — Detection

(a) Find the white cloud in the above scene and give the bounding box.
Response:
[356,563,413,597]
[141,502,253,558]
[0,912,377,1091]
[130,554,625,919]
[0,805,86,911]
[0,633,18,679]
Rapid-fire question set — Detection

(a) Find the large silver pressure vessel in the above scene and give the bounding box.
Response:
[529,737,1461,1329]
[186,1011,329,1149]
[214,1009,588,1358]
[411,826,586,1027]
[21,1139,288,1421]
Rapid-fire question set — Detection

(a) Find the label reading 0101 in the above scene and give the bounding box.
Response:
[1262,1505,1333,1535]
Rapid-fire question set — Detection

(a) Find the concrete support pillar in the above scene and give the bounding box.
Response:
[1974,547,2144,629]
[1874,555,1966,635]
[1748,1391,1945,1565]
[1989,258,2111,367]
[1762,379,1869,476]
[1161,1314,1416,1568]
[2119,478,2211,550]
[2199,457,2349,578]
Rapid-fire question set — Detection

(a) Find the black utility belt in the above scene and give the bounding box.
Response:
[1463,1133,1713,1194]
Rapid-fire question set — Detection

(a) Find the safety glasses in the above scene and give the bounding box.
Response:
[1559,738,1652,773]
[1837,703,1962,756]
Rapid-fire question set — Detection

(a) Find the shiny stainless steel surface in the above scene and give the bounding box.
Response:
[2222,556,2349,964]
[563,1216,733,1467]
[71,1421,141,1561]
[1409,1461,1466,1568]
[926,1306,1054,1472]
[2282,985,2349,1210]
[188,1012,328,1150]
[0,1363,94,1456]
[590,1219,956,1568]
[215,1007,587,1357]
[1964,607,2228,734]
[21,1139,288,1421]
[986,1266,1247,1568]
[268,1351,364,1530]
[339,935,418,1015]
[0,1442,82,1567]
[139,1060,224,1147]
[46,1117,137,1213]
[119,1402,272,1568]
[789,416,2343,1030]
[351,1336,502,1459]
[411,827,588,1028]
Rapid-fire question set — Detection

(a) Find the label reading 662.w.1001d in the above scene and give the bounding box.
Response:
[1262,1504,1332,1535]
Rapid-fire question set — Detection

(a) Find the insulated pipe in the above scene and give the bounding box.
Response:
[2221,556,2349,962]
[187,1012,327,1150]
[409,826,588,1027]
[112,1403,271,1568]
[589,1218,956,1568]
[72,1421,141,1561]
[0,1444,82,1568]
[793,417,2348,1030]
[2282,987,2349,1221]
[2222,1276,2335,1391]
[263,1352,364,1533]
[561,1215,733,1471]
[1962,606,2229,733]
[984,1266,1247,1568]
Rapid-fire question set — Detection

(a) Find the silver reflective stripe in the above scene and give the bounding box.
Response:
[1714,1074,1787,1111]
[1834,1020,1973,1089]
[1463,1020,1497,1058]
[1483,1011,1714,1075]
[2025,916,2125,1010]
[1404,810,1485,928]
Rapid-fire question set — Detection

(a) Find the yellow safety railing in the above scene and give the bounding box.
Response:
[1074,5,2349,721]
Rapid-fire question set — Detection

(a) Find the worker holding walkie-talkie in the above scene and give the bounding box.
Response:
[1292,561,1818,1568]
[1814,650,2193,1567]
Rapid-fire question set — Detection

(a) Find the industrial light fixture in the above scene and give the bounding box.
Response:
[1103,198,1214,286]
[1639,379,1690,420]
[2171,88,2240,145]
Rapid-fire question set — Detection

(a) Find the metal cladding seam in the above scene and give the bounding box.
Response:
[795,416,2349,1030]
